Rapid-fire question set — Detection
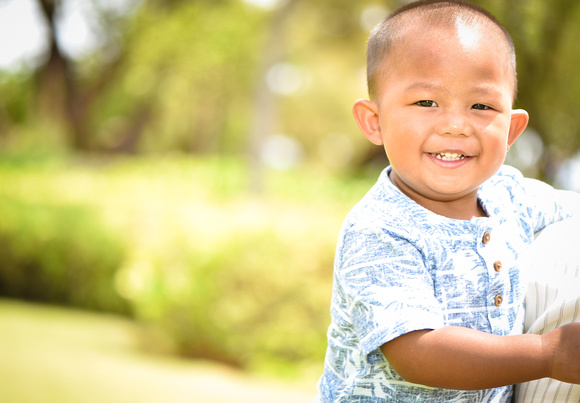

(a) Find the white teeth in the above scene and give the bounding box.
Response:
[431,152,466,161]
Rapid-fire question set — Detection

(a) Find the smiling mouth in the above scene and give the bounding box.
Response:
[430,152,467,161]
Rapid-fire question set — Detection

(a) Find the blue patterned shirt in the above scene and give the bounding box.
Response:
[317,165,576,402]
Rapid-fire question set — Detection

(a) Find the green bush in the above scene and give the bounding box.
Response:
[0,197,129,314]
[116,205,336,375]
[0,155,375,376]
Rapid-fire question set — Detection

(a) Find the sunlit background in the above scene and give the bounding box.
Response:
[0,0,579,401]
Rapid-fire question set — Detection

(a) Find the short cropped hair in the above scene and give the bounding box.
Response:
[366,0,517,101]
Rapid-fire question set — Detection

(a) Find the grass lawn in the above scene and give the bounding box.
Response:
[0,299,318,403]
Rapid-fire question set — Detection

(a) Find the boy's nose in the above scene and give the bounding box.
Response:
[437,111,473,137]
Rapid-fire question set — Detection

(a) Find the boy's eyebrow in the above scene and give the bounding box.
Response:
[404,82,505,97]
[469,85,505,98]
[404,82,446,92]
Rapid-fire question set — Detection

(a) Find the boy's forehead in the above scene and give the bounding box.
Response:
[394,16,501,55]
[393,11,504,48]
[383,13,515,90]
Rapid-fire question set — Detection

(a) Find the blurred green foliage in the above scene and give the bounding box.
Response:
[0,158,129,313]
[95,0,265,153]
[0,153,375,375]
[0,196,128,314]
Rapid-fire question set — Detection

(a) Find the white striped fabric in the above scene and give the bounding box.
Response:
[515,217,580,403]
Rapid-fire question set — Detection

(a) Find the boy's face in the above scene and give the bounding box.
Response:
[354,22,528,216]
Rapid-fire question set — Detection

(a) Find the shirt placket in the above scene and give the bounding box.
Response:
[477,223,511,335]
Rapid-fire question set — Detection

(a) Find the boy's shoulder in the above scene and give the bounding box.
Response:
[479,165,526,201]
[348,168,410,217]
[342,168,428,237]
[481,165,548,205]
[336,168,428,268]
[486,165,526,186]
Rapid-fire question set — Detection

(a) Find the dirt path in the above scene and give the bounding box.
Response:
[0,300,318,403]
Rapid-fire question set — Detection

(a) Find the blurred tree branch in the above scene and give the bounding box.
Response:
[35,0,143,152]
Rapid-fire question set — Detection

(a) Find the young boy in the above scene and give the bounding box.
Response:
[315,0,580,401]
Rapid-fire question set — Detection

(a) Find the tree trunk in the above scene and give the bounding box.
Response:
[35,0,131,152]
[36,0,68,123]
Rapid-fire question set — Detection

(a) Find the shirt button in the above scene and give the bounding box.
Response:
[482,232,491,244]
[494,294,503,307]
[493,261,502,272]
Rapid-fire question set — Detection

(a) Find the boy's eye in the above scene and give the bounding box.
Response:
[416,100,438,107]
[472,103,490,110]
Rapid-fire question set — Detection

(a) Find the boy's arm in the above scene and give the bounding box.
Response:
[381,324,580,390]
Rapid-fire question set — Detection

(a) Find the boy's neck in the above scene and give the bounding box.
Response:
[389,170,487,220]
[425,198,488,220]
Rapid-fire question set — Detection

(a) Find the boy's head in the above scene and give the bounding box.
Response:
[366,0,517,102]
[352,0,529,219]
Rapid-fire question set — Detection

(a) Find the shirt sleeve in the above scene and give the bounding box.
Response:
[520,177,580,233]
[495,166,580,233]
[336,224,445,357]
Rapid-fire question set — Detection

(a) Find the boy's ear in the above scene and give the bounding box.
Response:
[507,109,529,149]
[352,99,383,145]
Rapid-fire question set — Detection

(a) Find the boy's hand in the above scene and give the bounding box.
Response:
[543,322,580,384]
